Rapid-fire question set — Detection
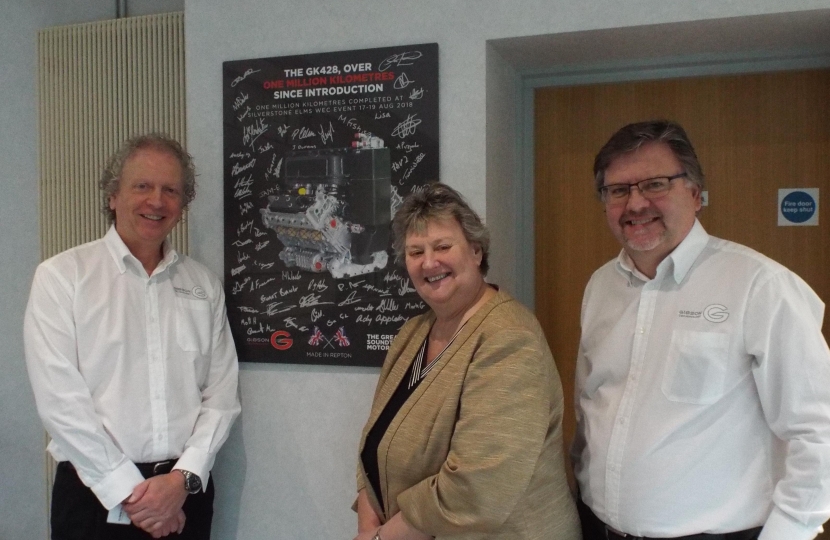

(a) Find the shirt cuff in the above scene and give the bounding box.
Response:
[759,506,824,540]
[173,447,211,490]
[88,460,145,510]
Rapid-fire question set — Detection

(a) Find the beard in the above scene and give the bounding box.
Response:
[624,227,667,252]
[618,212,667,252]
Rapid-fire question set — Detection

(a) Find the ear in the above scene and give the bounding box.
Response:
[472,243,483,266]
[109,194,117,210]
[690,184,703,212]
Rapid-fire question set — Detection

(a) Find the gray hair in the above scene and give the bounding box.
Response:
[392,182,490,275]
[100,133,196,222]
[593,120,705,194]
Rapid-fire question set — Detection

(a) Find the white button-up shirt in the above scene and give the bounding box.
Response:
[574,220,830,540]
[24,226,241,510]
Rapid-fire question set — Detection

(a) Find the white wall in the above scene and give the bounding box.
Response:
[185,1,830,538]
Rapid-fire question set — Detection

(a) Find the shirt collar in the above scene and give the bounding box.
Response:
[104,225,179,275]
[615,219,709,284]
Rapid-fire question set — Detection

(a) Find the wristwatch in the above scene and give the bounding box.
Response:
[179,469,202,494]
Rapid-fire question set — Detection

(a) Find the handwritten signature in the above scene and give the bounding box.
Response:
[236,219,251,235]
[233,175,254,199]
[231,68,261,87]
[397,278,416,296]
[393,73,414,90]
[292,126,316,140]
[237,106,251,121]
[392,114,421,138]
[232,92,249,111]
[299,294,334,308]
[378,51,423,72]
[232,158,256,176]
[265,302,296,316]
[319,122,334,145]
[337,291,362,306]
[242,119,269,147]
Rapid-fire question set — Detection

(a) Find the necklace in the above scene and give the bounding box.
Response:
[407,321,468,390]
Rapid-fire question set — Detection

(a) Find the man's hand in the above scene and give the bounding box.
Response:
[123,472,188,536]
[141,510,186,539]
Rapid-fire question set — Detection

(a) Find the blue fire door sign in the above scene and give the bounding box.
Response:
[778,188,819,226]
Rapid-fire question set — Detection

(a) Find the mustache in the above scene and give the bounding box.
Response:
[619,209,662,226]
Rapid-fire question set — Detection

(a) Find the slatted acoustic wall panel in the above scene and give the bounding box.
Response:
[38,12,187,260]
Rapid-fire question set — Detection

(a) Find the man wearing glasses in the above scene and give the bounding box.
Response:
[572,120,830,540]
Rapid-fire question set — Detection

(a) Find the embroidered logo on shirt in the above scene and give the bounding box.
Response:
[703,304,729,323]
[174,286,208,300]
[679,304,729,323]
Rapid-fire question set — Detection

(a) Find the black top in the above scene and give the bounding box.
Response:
[360,337,427,514]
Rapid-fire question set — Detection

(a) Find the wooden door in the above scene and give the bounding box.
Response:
[535,69,830,535]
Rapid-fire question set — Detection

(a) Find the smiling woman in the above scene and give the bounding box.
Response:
[353,183,581,540]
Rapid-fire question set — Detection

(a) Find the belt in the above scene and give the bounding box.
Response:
[134,460,176,478]
[605,525,762,540]
[606,527,711,540]
[578,497,761,540]
[62,459,177,479]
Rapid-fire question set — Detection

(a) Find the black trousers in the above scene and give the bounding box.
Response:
[577,497,762,540]
[51,462,214,540]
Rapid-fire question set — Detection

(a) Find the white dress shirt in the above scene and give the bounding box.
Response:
[24,226,241,510]
[573,220,830,540]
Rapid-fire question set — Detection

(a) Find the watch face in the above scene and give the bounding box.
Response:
[183,471,202,493]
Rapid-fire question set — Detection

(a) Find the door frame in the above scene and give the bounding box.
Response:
[513,50,830,309]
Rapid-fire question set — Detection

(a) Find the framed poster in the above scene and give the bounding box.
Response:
[223,43,437,366]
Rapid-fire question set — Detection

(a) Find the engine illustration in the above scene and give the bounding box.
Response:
[260,135,392,279]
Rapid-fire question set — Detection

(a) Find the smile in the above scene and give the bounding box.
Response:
[141,214,164,221]
[426,273,448,283]
[623,215,659,226]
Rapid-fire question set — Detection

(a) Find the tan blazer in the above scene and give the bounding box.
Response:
[357,290,581,540]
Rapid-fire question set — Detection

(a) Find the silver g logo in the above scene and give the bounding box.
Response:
[703,304,729,323]
[192,286,208,300]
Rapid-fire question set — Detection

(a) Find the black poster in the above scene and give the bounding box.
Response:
[223,44,437,366]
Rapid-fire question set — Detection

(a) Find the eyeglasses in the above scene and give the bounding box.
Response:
[598,172,688,206]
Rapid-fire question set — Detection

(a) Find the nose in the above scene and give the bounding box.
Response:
[147,187,164,207]
[624,185,650,211]
[421,250,439,269]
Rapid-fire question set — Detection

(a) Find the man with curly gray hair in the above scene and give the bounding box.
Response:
[24,133,240,539]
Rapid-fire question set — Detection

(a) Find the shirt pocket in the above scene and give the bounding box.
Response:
[175,298,213,355]
[662,330,731,405]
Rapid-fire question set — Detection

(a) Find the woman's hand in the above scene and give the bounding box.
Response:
[356,488,382,533]
[353,529,381,540]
